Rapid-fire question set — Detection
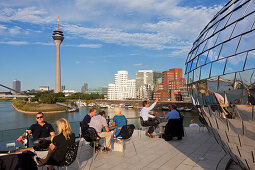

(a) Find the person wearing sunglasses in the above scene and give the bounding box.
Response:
[17,112,55,142]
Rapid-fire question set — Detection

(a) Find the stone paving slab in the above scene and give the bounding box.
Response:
[42,127,239,170]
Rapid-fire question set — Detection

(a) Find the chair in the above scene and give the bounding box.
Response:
[116,124,136,157]
[57,141,80,170]
[40,141,80,170]
[139,116,149,138]
[81,127,101,160]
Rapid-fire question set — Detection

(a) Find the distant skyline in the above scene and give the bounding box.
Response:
[0,0,229,92]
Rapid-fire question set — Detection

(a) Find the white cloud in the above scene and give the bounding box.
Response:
[64,43,102,48]
[0,0,224,51]
[0,41,29,45]
[9,26,21,35]
[35,42,55,46]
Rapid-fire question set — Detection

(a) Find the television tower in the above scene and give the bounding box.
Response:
[52,16,64,93]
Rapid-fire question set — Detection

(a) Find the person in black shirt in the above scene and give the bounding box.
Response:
[37,118,75,170]
[17,112,55,142]
[81,107,97,129]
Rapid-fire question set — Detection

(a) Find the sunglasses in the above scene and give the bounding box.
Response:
[36,116,44,119]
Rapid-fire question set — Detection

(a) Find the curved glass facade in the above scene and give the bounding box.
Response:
[185,0,255,169]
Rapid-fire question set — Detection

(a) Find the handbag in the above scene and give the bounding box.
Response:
[113,142,123,152]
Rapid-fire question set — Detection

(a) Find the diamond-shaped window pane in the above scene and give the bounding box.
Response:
[200,64,211,80]
[206,44,222,63]
[225,52,246,74]
[245,0,255,16]
[197,52,208,67]
[227,1,250,25]
[211,59,226,77]
[215,24,235,45]
[219,36,240,59]
[231,12,255,38]
[237,30,255,53]
[244,50,255,70]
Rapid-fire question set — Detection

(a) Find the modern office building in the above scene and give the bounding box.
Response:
[185,0,255,169]
[136,70,161,100]
[107,70,136,100]
[81,83,88,94]
[154,68,185,101]
[52,16,64,93]
[12,80,21,93]
[136,70,162,100]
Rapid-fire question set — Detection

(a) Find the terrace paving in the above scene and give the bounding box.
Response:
[38,127,242,170]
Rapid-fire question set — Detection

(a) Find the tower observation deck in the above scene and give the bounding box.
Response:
[52,16,64,93]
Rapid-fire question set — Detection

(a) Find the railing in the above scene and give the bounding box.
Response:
[0,116,200,144]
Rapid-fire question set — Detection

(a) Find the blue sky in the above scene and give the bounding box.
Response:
[0,0,229,92]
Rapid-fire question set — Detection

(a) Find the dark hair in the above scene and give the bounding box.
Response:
[168,104,177,110]
[36,112,44,116]
[142,101,148,107]
[99,110,105,116]
[90,107,96,113]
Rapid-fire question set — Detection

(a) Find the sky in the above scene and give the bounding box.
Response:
[0,0,229,92]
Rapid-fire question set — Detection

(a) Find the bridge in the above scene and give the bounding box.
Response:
[0,83,20,93]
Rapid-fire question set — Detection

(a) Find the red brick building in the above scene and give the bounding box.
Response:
[154,68,185,101]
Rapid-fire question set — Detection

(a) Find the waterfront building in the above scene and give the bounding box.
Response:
[107,70,136,100]
[86,87,108,95]
[81,83,88,94]
[185,0,255,169]
[39,86,49,92]
[136,70,162,100]
[63,90,76,96]
[52,16,64,93]
[12,80,21,93]
[154,68,185,101]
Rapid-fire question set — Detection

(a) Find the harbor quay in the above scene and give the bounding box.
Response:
[35,128,241,170]
[86,99,193,109]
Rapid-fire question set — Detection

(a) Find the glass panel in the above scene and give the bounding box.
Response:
[206,44,222,63]
[225,53,247,74]
[231,12,255,38]
[235,72,249,104]
[237,30,255,53]
[200,63,211,80]
[210,59,227,77]
[239,69,255,87]
[190,47,199,60]
[197,52,208,67]
[245,0,255,16]
[185,73,189,84]
[204,22,220,40]
[186,61,192,73]
[196,40,207,56]
[219,37,240,59]
[194,68,200,82]
[191,57,198,71]
[208,77,219,92]
[188,71,194,83]
[245,50,255,70]
[227,1,250,25]
[215,24,235,45]
[214,14,231,33]
[219,74,236,92]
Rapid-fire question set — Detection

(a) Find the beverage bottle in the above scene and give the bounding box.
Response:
[23,130,29,148]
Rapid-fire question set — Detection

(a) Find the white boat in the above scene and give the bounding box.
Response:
[124,104,133,109]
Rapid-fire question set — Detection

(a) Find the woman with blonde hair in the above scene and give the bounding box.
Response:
[111,107,127,145]
[37,118,75,170]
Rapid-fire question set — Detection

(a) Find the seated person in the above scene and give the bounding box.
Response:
[17,112,55,144]
[189,119,199,127]
[111,107,127,145]
[36,118,75,170]
[81,107,97,129]
[140,98,159,138]
[89,110,112,152]
[164,104,184,141]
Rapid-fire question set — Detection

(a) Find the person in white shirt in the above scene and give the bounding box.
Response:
[140,98,159,138]
[189,119,200,127]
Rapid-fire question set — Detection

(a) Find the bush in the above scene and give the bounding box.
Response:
[39,93,56,104]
